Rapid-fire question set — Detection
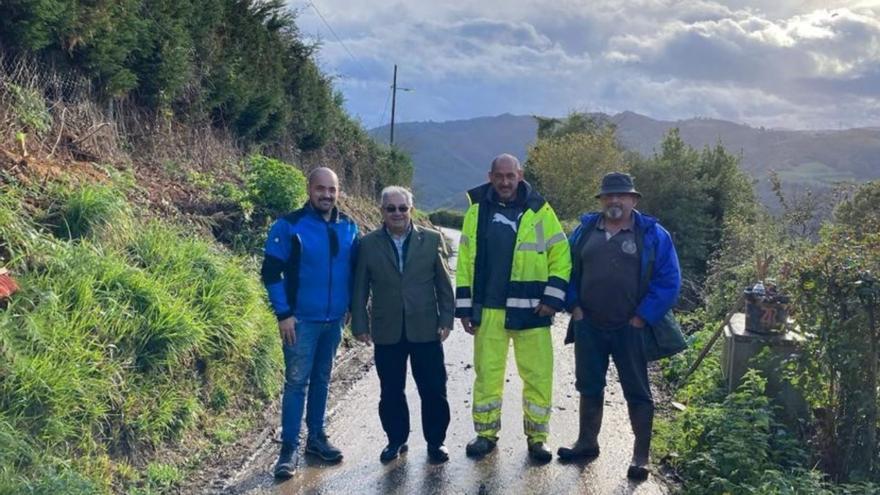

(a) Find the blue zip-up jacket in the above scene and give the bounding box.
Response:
[565,210,680,326]
[260,203,359,322]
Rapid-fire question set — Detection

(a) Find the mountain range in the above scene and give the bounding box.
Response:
[370,112,880,211]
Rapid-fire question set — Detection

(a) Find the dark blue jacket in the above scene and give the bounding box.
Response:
[261,203,359,322]
[566,210,681,326]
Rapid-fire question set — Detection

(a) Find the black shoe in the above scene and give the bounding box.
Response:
[557,442,600,461]
[427,444,449,463]
[274,443,298,479]
[380,442,408,463]
[465,436,497,459]
[627,464,650,481]
[305,432,343,462]
[527,442,552,464]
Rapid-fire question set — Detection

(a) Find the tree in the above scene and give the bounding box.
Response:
[525,116,624,220]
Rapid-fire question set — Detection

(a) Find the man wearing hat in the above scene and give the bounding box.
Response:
[557,172,681,481]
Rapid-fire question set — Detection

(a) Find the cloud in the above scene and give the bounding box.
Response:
[292,1,880,129]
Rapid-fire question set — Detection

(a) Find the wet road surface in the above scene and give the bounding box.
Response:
[220,228,667,495]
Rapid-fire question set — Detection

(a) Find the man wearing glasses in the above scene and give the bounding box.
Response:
[351,186,455,464]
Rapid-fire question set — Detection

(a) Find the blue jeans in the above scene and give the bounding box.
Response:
[281,319,343,445]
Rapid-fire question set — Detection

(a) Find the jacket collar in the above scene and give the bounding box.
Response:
[579,209,658,231]
[466,180,546,212]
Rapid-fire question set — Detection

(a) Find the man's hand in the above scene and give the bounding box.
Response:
[534,303,557,317]
[629,315,646,328]
[355,332,372,345]
[279,317,296,346]
[438,327,451,342]
[571,306,585,321]
[461,317,477,335]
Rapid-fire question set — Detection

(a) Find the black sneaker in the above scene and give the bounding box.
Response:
[274,443,298,479]
[527,442,552,464]
[427,444,450,463]
[465,436,497,459]
[305,432,343,462]
[380,442,408,463]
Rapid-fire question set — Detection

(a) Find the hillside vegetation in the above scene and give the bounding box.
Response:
[0,2,397,493]
[373,112,880,211]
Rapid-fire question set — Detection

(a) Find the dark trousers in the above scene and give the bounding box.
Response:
[574,319,653,406]
[374,339,450,446]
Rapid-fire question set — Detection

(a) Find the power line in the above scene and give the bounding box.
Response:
[377,85,392,130]
[306,1,368,76]
[305,1,389,132]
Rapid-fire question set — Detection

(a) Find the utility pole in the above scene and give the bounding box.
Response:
[390,64,397,146]
[389,64,412,147]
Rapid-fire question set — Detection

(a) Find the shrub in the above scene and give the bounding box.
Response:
[428,209,464,229]
[245,155,306,217]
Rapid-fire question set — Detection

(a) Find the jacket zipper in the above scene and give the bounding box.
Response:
[326,223,333,320]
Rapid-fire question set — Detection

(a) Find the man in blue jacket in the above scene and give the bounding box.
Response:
[261,167,359,479]
[557,172,681,481]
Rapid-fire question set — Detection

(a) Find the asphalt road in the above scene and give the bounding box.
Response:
[219,228,667,495]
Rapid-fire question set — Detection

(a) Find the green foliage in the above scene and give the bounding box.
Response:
[535,112,612,140]
[44,184,129,240]
[834,180,880,237]
[787,222,880,481]
[633,129,757,279]
[428,209,465,229]
[659,180,880,490]
[245,155,307,217]
[0,0,339,149]
[0,180,282,493]
[5,82,51,135]
[658,370,826,494]
[525,119,625,219]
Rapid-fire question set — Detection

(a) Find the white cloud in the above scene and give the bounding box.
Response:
[292,0,880,129]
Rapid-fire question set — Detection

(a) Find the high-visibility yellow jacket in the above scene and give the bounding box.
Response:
[455,182,571,330]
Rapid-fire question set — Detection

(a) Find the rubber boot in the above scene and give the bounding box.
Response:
[626,401,654,480]
[557,395,602,460]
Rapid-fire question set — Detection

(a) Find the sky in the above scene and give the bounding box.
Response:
[291,1,880,130]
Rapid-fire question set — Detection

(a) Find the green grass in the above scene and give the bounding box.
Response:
[0,180,282,493]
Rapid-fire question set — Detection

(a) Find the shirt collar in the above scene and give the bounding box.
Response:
[384,222,413,241]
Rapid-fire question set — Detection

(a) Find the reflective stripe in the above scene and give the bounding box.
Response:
[475,420,501,432]
[543,286,566,300]
[517,220,547,252]
[506,298,540,309]
[523,419,549,433]
[524,400,552,417]
[473,400,502,413]
[545,232,566,248]
[460,234,469,246]
[456,298,473,308]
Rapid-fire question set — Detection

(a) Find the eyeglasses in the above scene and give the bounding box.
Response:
[384,205,410,213]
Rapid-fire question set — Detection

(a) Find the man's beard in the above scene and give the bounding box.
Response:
[604,205,624,220]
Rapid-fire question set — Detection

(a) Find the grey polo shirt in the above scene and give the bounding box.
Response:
[578,217,640,329]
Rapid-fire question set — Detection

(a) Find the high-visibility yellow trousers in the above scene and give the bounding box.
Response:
[472,308,553,443]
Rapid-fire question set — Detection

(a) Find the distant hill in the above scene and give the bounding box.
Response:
[371,112,880,211]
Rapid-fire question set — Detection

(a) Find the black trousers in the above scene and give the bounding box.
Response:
[573,319,653,406]
[374,338,450,446]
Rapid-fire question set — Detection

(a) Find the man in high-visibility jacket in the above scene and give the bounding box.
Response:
[456,153,571,463]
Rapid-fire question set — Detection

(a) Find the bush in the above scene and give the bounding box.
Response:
[428,209,464,229]
[245,155,306,217]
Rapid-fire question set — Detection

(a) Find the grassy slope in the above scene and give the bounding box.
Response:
[0,170,282,494]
